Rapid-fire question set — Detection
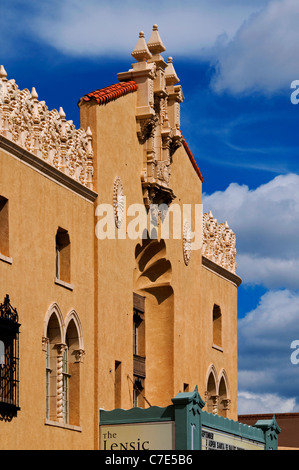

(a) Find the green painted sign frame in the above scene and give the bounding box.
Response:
[100,387,280,450]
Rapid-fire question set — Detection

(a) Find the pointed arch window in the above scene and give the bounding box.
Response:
[206,367,218,415]
[205,365,231,417]
[64,312,84,426]
[43,305,84,427]
[44,306,64,422]
[218,371,231,417]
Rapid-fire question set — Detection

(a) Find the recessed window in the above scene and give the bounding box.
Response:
[133,293,146,408]
[213,304,222,348]
[0,197,9,257]
[114,361,122,409]
[55,228,71,284]
[133,378,144,408]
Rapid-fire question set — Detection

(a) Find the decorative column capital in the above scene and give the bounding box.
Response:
[74,349,85,363]
[56,343,67,357]
[42,336,49,352]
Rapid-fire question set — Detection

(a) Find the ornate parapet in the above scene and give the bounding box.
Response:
[0,65,94,190]
[202,211,237,274]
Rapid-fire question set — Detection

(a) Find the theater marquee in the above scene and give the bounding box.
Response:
[100,421,175,450]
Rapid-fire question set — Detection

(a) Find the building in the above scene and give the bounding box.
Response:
[239,413,299,450]
[0,26,241,450]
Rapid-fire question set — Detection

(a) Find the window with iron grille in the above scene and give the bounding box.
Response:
[0,295,20,419]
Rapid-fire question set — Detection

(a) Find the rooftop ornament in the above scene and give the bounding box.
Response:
[0,66,94,190]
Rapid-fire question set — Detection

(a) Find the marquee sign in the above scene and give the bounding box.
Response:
[100,421,175,451]
[202,427,264,451]
[99,387,280,451]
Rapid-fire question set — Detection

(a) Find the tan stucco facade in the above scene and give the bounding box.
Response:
[0,26,241,449]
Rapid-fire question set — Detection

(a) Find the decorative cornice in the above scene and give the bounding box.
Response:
[0,135,98,202]
[202,211,237,274]
[0,66,95,191]
[202,256,242,287]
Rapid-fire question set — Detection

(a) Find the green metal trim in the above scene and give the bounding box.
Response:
[100,405,174,425]
[99,387,281,451]
[201,410,265,444]
[172,386,205,450]
[254,415,281,450]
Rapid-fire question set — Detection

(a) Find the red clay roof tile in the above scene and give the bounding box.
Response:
[80,81,138,106]
[181,134,204,182]
[79,81,203,182]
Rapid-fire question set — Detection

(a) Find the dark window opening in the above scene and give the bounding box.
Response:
[0,295,20,420]
[0,197,9,257]
[213,304,222,348]
[56,228,71,283]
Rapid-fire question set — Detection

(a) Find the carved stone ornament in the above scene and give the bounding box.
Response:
[183,220,192,266]
[117,26,184,211]
[113,177,125,228]
[202,211,237,273]
[0,66,94,189]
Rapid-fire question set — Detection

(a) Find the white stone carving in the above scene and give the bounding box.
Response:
[56,343,67,422]
[202,211,237,273]
[113,177,125,228]
[183,220,192,266]
[0,66,94,189]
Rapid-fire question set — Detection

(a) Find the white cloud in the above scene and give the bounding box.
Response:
[0,0,266,59]
[209,0,299,95]
[1,0,295,96]
[203,173,299,288]
[237,290,299,412]
[238,391,298,414]
[237,255,299,290]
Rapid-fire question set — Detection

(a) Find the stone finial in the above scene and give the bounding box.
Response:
[31,87,38,100]
[86,126,92,137]
[59,106,66,119]
[0,65,7,80]
[147,24,166,55]
[131,31,152,62]
[165,57,180,85]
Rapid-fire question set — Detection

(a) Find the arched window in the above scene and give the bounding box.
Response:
[44,305,84,426]
[64,311,84,426]
[218,371,230,417]
[44,304,64,422]
[205,365,218,415]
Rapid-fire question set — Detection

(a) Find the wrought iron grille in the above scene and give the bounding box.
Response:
[0,295,20,419]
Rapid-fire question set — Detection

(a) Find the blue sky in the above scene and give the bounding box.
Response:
[1,0,299,414]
